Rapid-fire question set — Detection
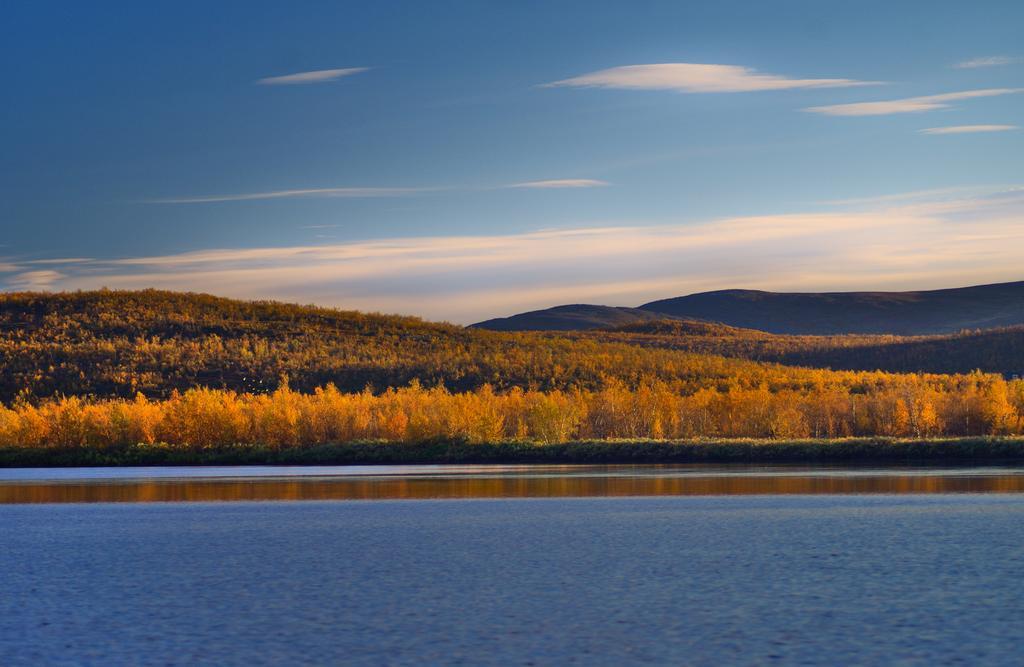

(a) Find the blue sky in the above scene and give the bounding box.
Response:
[2,0,1023,322]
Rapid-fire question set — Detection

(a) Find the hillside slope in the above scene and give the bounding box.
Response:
[4,290,1024,404]
[0,290,822,401]
[579,320,1024,377]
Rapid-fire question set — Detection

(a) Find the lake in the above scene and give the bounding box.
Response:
[2,465,1024,665]
[6,463,1024,502]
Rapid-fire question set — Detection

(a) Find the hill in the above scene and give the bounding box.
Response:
[469,304,666,331]
[0,289,837,402]
[639,282,1024,335]
[0,288,1021,400]
[472,280,1024,335]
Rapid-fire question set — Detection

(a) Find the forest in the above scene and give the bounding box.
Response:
[2,289,1024,446]
[1,373,1023,449]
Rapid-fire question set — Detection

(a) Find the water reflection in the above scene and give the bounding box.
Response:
[4,465,1024,503]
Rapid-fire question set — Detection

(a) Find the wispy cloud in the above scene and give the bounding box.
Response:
[150,180,611,203]
[148,187,437,204]
[805,88,1023,116]
[954,56,1020,69]
[6,270,65,290]
[543,63,879,93]
[821,185,1012,207]
[919,124,1018,135]
[257,67,369,85]
[24,257,94,265]
[9,188,1024,323]
[506,179,609,189]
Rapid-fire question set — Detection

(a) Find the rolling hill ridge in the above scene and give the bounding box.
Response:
[3,289,1024,405]
[472,281,1024,335]
[469,304,665,331]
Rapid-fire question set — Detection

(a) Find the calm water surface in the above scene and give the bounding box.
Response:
[5,463,1024,502]
[2,466,1024,665]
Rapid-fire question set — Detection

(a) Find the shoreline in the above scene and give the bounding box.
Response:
[3,437,1024,467]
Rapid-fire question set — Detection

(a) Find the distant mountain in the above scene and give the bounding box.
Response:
[469,304,667,331]
[640,282,1024,335]
[472,281,1024,335]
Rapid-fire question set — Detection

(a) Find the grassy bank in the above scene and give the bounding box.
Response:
[3,437,1024,467]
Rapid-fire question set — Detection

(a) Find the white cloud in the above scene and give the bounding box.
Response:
[543,63,879,93]
[805,88,1023,116]
[257,68,369,85]
[148,187,436,204]
[954,56,1020,69]
[919,125,1018,135]
[9,188,1024,323]
[506,179,609,189]
[6,270,65,290]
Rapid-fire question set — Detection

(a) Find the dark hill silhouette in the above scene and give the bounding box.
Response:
[472,281,1024,335]
[639,282,1024,334]
[469,304,666,331]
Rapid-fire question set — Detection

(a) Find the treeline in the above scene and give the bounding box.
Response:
[3,372,1023,448]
